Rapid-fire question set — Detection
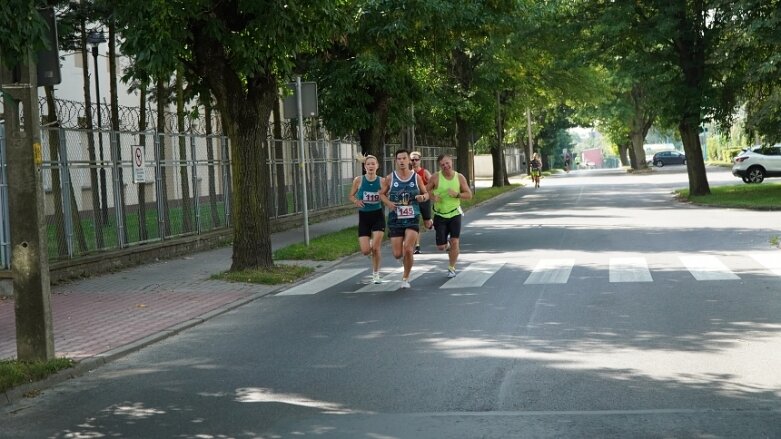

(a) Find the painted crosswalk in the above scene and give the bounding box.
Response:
[609,257,653,283]
[440,261,505,289]
[679,255,740,281]
[272,253,781,296]
[524,259,575,285]
[352,265,434,293]
[277,268,366,296]
[751,252,781,276]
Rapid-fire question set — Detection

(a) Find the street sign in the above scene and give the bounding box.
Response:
[283,81,318,119]
[132,145,146,183]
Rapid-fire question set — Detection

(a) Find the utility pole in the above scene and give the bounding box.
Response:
[0,51,55,361]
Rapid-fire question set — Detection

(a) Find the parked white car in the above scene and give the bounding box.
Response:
[732,144,781,184]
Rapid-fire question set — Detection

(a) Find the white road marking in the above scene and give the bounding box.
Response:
[276,268,366,296]
[440,261,505,289]
[751,252,781,277]
[679,255,740,281]
[524,259,575,284]
[609,257,653,283]
[352,265,434,292]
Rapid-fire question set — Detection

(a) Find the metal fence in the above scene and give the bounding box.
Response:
[0,125,459,269]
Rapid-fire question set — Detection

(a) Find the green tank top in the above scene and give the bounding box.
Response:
[433,171,462,218]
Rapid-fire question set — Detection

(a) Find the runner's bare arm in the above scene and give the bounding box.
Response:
[379,174,395,210]
[415,174,429,203]
[457,173,473,200]
[426,173,439,202]
[348,176,364,207]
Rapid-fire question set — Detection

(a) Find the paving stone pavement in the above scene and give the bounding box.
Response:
[0,214,356,363]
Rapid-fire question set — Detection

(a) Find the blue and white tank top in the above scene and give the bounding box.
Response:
[357,175,382,212]
[387,170,420,227]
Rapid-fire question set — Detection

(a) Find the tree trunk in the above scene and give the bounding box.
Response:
[224,100,275,270]
[44,86,67,257]
[156,77,172,236]
[272,98,288,215]
[618,140,630,166]
[196,73,275,270]
[176,64,193,233]
[138,83,149,241]
[492,92,506,187]
[358,93,390,174]
[204,97,221,227]
[190,23,282,270]
[629,129,647,169]
[80,19,104,249]
[671,3,709,196]
[628,84,653,169]
[455,116,472,185]
[679,118,710,195]
[490,144,505,187]
[452,47,476,185]
[109,21,128,245]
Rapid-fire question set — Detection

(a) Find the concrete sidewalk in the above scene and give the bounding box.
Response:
[0,175,527,404]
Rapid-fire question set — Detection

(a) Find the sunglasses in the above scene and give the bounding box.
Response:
[410,158,420,162]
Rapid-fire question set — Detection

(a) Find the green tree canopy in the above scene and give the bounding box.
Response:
[107,0,350,270]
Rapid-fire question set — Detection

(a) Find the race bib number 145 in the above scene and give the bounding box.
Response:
[395,205,414,219]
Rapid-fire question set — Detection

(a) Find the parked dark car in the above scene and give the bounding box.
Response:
[652,150,687,167]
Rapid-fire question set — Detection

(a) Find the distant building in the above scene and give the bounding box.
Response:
[580,148,604,168]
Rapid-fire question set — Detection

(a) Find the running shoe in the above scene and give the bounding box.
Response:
[414,246,421,254]
[447,267,457,278]
[372,272,381,284]
[400,279,411,289]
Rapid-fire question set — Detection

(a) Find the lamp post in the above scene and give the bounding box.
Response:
[87,29,108,224]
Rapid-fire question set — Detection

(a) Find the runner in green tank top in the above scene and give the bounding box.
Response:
[426,153,472,278]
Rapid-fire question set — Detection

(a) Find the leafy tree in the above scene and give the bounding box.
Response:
[107,0,349,270]
[0,1,48,68]
[734,0,781,143]
[572,0,753,196]
[306,0,448,169]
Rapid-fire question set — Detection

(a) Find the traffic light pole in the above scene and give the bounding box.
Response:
[1,53,55,361]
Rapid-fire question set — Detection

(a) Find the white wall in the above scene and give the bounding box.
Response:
[0,47,160,116]
[55,48,139,108]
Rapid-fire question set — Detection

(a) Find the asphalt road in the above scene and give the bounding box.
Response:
[3,166,781,438]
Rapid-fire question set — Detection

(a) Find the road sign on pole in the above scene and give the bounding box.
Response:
[283,81,318,119]
[132,145,146,183]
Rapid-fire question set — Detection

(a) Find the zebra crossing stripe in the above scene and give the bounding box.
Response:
[440,261,505,289]
[353,265,434,293]
[751,253,781,276]
[277,268,366,296]
[610,257,653,283]
[275,254,773,295]
[679,255,739,281]
[524,259,575,284]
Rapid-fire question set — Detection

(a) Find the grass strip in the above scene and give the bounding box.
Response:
[677,182,781,210]
[273,226,361,261]
[0,358,74,394]
[464,184,520,209]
